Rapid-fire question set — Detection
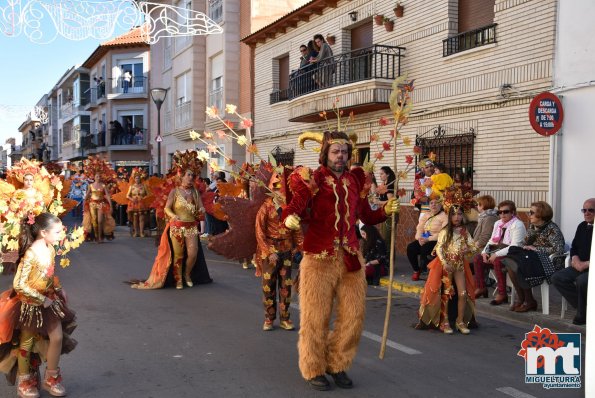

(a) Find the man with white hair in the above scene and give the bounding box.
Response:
[551,197,594,326]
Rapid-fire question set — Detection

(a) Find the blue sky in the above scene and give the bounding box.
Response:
[0,19,128,145]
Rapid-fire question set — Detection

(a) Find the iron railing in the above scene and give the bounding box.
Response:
[175,100,192,129]
[443,24,497,57]
[270,44,405,104]
[108,128,148,146]
[108,76,147,95]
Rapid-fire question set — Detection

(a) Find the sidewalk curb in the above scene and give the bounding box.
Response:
[379,277,423,295]
[377,277,586,334]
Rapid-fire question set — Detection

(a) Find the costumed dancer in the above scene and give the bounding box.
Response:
[416,187,479,334]
[126,169,149,237]
[131,150,212,289]
[8,173,45,216]
[255,171,303,331]
[81,157,117,242]
[0,213,77,398]
[282,131,399,390]
[84,173,114,243]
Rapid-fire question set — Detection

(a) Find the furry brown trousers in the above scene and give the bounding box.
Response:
[297,250,366,380]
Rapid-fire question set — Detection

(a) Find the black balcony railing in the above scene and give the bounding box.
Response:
[443,24,497,57]
[108,128,148,146]
[270,44,405,104]
[108,76,147,95]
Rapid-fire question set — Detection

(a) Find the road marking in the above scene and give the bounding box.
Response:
[290,303,422,355]
[361,331,422,355]
[496,387,538,398]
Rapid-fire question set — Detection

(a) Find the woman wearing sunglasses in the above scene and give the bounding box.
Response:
[503,201,565,312]
[474,200,526,305]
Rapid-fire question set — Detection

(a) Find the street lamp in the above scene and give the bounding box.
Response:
[150,87,168,176]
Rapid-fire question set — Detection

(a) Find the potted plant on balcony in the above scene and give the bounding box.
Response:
[374,14,384,25]
[326,34,336,45]
[384,17,394,32]
[394,2,404,18]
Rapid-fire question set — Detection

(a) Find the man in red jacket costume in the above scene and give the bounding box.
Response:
[283,131,399,390]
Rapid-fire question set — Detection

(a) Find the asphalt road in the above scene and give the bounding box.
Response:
[0,227,585,398]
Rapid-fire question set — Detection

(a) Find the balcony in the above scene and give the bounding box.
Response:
[270,45,405,106]
[83,87,107,110]
[103,128,149,151]
[443,24,497,57]
[175,100,192,130]
[107,76,148,98]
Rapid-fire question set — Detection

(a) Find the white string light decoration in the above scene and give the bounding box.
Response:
[0,0,222,44]
[138,1,223,44]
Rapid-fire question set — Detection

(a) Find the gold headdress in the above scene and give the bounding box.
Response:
[442,186,477,214]
[170,150,204,176]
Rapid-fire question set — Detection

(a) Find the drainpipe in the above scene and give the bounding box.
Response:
[547,123,562,224]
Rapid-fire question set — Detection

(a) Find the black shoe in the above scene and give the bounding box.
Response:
[327,371,353,389]
[307,375,331,391]
[572,316,586,326]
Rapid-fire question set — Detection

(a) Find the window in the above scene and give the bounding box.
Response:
[443,0,496,56]
[209,0,222,23]
[458,0,495,33]
[175,0,192,50]
[210,76,223,110]
[176,71,190,105]
[120,62,144,92]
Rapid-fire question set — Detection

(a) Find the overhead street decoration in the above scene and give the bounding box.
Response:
[529,92,564,137]
[0,0,223,44]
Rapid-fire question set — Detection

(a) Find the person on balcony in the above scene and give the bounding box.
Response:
[98,120,106,146]
[134,128,144,145]
[551,198,594,325]
[123,69,132,93]
[310,34,334,88]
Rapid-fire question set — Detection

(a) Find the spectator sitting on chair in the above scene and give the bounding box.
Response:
[501,201,565,313]
[473,200,526,305]
[361,224,388,286]
[551,198,594,325]
[472,195,499,254]
[407,193,448,281]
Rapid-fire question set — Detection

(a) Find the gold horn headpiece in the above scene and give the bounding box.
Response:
[298,131,324,152]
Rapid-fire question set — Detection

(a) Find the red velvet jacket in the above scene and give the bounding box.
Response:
[282,166,388,271]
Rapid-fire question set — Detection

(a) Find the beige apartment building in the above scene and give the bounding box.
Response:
[80,26,152,170]
[149,0,310,176]
[243,0,556,204]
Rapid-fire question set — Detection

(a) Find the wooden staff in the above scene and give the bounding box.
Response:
[379,129,398,359]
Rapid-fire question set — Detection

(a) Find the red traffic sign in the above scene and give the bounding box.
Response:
[529,92,564,136]
[155,135,163,142]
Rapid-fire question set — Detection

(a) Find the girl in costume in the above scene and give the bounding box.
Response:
[0,213,77,398]
[416,189,479,334]
[126,170,149,237]
[131,151,212,289]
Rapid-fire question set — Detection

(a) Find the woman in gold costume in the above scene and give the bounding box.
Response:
[126,173,149,237]
[131,153,212,289]
[84,173,113,243]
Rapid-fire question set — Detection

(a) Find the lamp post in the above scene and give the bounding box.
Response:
[150,88,168,176]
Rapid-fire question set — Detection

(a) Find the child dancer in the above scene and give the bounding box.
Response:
[0,213,77,397]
